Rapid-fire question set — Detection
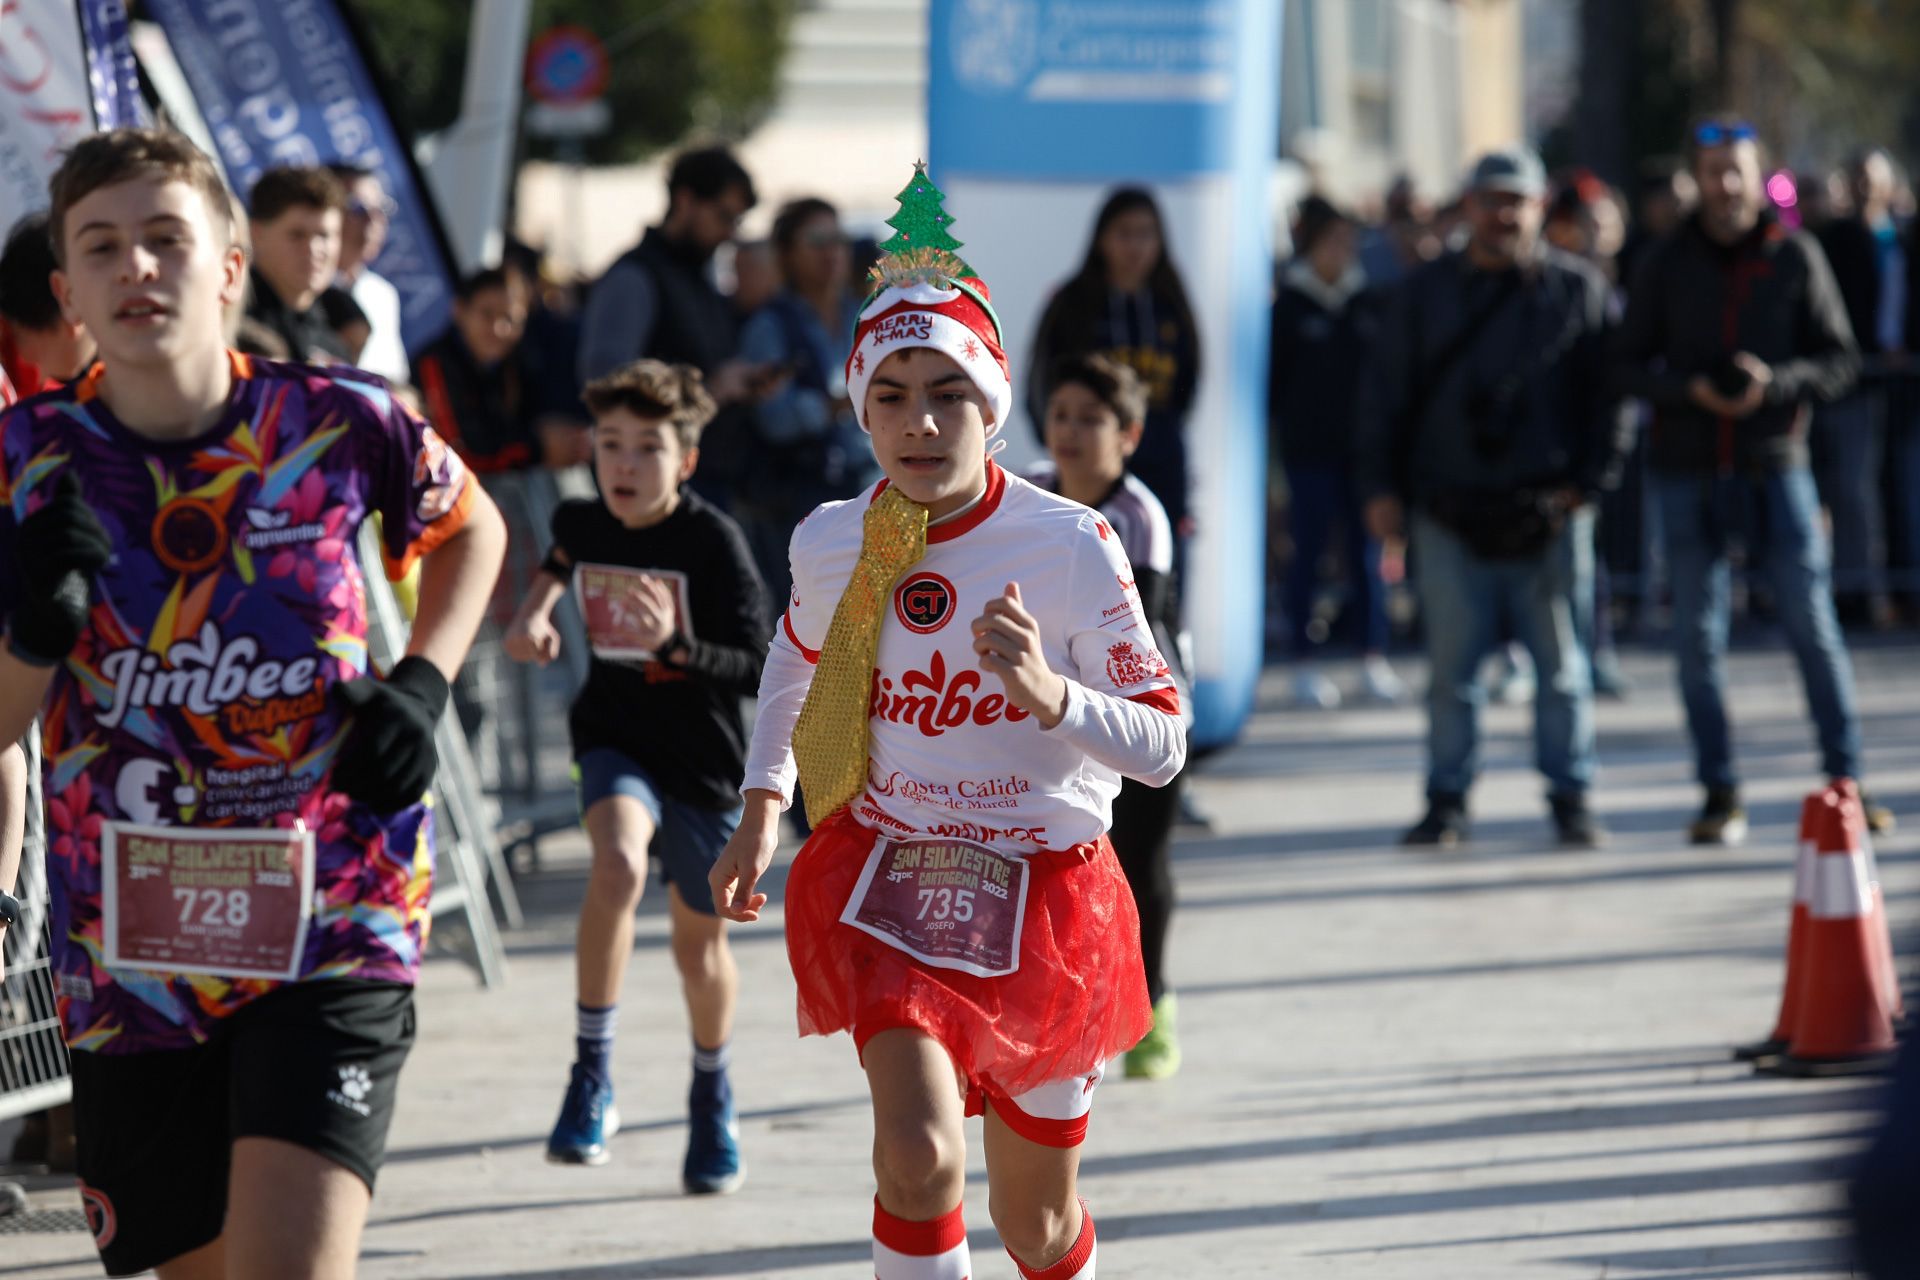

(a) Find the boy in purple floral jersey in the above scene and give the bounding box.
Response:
[0,130,505,1279]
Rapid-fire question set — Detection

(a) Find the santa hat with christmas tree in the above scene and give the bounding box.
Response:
[845,163,1011,434]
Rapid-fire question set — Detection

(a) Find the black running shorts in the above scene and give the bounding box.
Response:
[69,980,415,1277]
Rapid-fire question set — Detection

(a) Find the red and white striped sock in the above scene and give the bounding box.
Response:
[872,1197,971,1280]
[1008,1199,1096,1280]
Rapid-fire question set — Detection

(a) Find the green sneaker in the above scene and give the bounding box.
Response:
[1125,994,1182,1080]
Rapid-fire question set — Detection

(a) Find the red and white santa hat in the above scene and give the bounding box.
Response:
[845,165,1011,434]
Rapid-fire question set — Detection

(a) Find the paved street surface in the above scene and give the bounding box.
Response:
[8,644,1917,1278]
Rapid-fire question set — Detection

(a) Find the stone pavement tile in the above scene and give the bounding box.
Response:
[4,646,1911,1276]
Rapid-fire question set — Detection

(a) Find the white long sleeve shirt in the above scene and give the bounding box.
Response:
[742,463,1186,855]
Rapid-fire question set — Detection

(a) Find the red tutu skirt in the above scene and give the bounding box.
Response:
[783,808,1153,1098]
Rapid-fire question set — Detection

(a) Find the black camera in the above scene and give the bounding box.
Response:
[1709,354,1754,399]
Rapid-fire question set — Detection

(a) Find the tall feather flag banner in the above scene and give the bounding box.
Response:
[142,0,458,356]
[78,0,145,129]
[0,0,142,225]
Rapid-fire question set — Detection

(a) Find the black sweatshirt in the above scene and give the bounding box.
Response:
[548,492,769,810]
[1268,263,1379,471]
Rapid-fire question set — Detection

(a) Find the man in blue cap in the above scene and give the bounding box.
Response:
[1357,148,1635,850]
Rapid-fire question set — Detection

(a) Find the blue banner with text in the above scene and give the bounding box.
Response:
[144,0,455,357]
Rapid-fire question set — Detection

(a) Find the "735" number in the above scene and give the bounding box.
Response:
[914,887,975,923]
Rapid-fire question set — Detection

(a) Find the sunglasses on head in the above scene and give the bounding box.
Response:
[1694,121,1757,147]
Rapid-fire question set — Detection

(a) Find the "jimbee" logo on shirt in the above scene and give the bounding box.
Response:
[96,622,323,737]
[869,650,1030,737]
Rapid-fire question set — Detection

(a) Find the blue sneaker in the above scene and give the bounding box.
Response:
[546,1065,619,1166]
[682,1090,745,1195]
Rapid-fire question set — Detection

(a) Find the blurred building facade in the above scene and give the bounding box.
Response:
[1281,0,1526,209]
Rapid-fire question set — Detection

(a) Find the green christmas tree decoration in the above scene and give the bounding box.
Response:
[872,162,971,288]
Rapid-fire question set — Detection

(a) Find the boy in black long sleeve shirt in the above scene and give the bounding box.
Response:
[506,360,768,1189]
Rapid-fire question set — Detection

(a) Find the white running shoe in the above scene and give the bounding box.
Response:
[1360,655,1405,704]
[1292,667,1341,709]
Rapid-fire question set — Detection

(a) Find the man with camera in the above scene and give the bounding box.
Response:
[1615,118,1888,845]
[1359,149,1633,850]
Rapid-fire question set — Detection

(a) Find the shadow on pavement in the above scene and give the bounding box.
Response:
[1175,942,1782,996]
[1104,1157,1851,1228]
[1176,863,1792,912]
[1242,1079,1871,1129]
[370,1192,677,1231]
[1073,1087,1881,1178]
[1557,1234,1850,1277]
[1342,1128,1874,1175]
[1307,1207,1846,1255]
[384,1096,869,1166]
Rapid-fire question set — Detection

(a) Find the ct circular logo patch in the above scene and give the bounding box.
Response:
[151,497,227,574]
[80,1181,116,1248]
[894,572,956,634]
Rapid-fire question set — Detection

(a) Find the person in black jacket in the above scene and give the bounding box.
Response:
[413,267,537,475]
[1852,1036,1920,1276]
[505,359,767,1188]
[578,147,779,507]
[1356,149,1633,850]
[1614,118,1890,843]
[244,166,350,364]
[1270,196,1402,708]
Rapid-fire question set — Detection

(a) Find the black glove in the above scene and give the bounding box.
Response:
[7,473,112,666]
[329,656,451,813]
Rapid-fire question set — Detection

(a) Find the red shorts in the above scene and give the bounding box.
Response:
[785,808,1152,1134]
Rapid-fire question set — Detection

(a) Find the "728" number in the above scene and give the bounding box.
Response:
[173,887,252,928]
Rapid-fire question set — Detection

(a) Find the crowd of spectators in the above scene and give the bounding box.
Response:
[1285,132,1920,676]
[1278,118,1907,845]
[7,130,1912,771]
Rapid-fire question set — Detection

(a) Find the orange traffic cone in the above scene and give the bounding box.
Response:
[1830,778,1905,1025]
[1732,789,1822,1063]
[1762,789,1900,1077]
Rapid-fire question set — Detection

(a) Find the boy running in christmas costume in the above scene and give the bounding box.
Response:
[504,360,768,1188]
[710,166,1184,1280]
[0,129,505,1279]
[1032,354,1190,1080]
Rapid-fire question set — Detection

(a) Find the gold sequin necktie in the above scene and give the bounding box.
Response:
[793,486,929,826]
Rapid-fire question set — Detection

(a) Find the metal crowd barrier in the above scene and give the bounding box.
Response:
[357,521,518,986]
[468,468,594,874]
[0,730,67,1132]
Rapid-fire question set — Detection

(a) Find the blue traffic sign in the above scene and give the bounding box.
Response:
[526,26,608,106]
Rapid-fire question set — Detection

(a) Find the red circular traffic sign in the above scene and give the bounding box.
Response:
[526,26,608,106]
